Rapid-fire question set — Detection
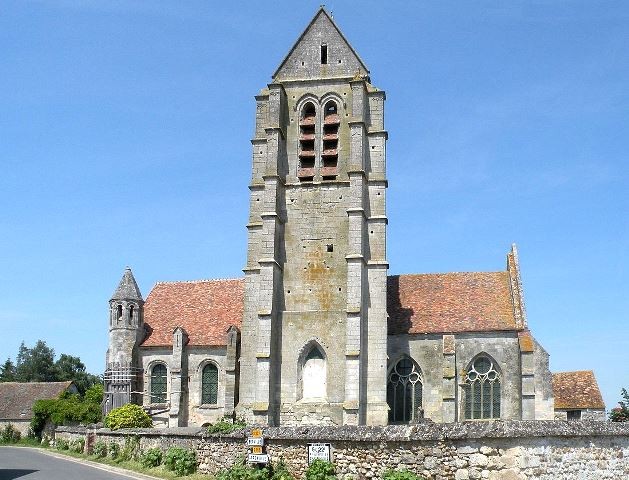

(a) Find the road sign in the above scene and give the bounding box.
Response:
[251,428,263,438]
[251,446,263,454]
[246,437,264,446]
[308,443,331,463]
[248,453,269,464]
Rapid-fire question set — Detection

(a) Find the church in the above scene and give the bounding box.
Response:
[103,8,603,427]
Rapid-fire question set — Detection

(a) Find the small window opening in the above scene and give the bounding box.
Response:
[326,244,333,252]
[567,410,581,421]
[128,305,134,324]
[116,304,123,319]
[321,44,328,64]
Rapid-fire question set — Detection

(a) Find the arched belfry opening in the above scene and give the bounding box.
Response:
[321,100,339,179]
[298,102,317,181]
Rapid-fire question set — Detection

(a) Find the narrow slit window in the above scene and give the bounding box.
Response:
[321,44,328,64]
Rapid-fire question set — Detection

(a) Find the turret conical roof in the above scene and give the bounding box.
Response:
[111,267,143,301]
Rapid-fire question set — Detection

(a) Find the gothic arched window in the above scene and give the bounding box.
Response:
[462,356,501,420]
[201,363,218,405]
[150,364,167,404]
[387,357,423,423]
[301,346,326,399]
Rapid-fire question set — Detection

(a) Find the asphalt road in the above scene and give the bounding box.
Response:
[0,447,145,480]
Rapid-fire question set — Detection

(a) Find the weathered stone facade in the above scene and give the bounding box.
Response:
[104,7,600,428]
[57,422,629,479]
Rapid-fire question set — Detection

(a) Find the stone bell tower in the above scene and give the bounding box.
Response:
[237,8,388,425]
[104,267,144,413]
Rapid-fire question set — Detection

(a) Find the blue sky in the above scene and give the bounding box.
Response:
[1,1,627,410]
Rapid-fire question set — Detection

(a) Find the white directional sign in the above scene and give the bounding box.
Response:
[248,453,269,464]
[246,437,264,446]
[308,443,331,463]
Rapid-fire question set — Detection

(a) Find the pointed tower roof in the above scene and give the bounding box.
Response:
[111,267,143,302]
[273,7,369,81]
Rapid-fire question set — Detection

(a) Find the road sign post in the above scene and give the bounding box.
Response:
[247,428,268,465]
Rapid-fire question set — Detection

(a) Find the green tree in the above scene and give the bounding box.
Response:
[55,353,100,394]
[0,358,16,382]
[15,340,58,382]
[609,388,629,422]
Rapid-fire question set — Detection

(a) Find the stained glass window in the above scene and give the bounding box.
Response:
[463,356,501,420]
[202,364,218,405]
[387,358,423,423]
[150,364,167,404]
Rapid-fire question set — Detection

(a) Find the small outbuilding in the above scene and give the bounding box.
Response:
[0,381,77,435]
[552,370,606,421]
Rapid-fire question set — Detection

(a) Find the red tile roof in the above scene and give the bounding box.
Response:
[141,279,244,347]
[387,273,518,335]
[0,381,75,420]
[552,371,605,410]
[142,271,520,345]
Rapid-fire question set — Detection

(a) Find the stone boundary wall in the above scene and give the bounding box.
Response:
[56,421,629,479]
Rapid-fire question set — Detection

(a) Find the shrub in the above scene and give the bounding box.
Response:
[108,441,120,459]
[104,404,152,430]
[31,384,103,437]
[305,459,336,480]
[207,416,247,434]
[382,469,426,480]
[271,459,295,480]
[41,436,50,448]
[70,438,85,453]
[164,446,197,476]
[0,424,21,443]
[55,438,69,450]
[93,440,107,458]
[119,435,141,461]
[215,460,270,480]
[140,447,163,468]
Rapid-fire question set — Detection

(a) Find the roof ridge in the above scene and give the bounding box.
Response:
[553,370,594,374]
[391,271,507,277]
[154,278,243,285]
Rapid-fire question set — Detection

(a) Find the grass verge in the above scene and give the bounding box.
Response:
[47,448,210,480]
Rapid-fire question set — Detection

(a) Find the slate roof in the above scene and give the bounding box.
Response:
[387,272,518,335]
[141,279,244,347]
[0,381,74,420]
[552,370,606,410]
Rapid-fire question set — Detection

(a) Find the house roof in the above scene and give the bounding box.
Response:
[387,272,518,335]
[0,381,74,420]
[141,279,244,347]
[552,370,606,410]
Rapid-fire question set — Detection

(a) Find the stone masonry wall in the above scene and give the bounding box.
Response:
[56,421,629,479]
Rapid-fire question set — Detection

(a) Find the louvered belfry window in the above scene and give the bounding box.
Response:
[150,364,167,404]
[387,357,423,423]
[463,356,501,420]
[201,363,218,405]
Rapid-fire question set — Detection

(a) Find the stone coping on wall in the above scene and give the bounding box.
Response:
[56,420,629,442]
